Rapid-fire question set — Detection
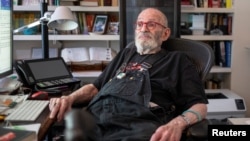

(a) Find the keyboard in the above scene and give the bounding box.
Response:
[5,100,49,122]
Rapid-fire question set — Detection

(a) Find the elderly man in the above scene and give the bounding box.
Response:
[49,8,208,141]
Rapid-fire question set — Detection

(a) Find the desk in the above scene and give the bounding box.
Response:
[0,83,79,141]
[1,104,53,141]
[227,118,250,125]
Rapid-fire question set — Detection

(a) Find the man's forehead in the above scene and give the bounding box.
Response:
[137,10,161,21]
[137,17,158,21]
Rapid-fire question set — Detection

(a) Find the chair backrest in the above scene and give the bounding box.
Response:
[126,38,215,82]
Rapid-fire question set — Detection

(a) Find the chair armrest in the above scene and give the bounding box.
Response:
[186,119,208,140]
[186,118,227,140]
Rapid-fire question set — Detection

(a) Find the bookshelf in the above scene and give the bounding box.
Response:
[13,3,235,86]
[13,5,119,79]
[180,1,234,90]
[13,5,120,41]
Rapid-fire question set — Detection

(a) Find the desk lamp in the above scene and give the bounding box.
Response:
[13,1,78,59]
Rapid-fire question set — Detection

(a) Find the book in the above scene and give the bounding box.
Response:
[61,47,117,71]
[86,13,95,32]
[226,0,233,8]
[61,47,117,63]
[112,0,118,6]
[80,0,98,6]
[224,41,231,67]
[212,0,221,8]
[104,0,112,6]
[60,1,77,5]
[0,127,36,141]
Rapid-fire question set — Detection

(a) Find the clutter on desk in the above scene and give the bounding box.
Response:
[0,94,29,116]
[0,77,23,95]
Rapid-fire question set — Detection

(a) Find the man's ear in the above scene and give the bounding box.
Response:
[162,28,171,41]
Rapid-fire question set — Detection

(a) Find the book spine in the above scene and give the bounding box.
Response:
[226,0,232,8]
[225,41,231,67]
[104,0,112,6]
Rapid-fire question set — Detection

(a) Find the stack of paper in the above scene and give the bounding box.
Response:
[189,14,205,35]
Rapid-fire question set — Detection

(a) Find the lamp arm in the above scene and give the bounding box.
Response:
[13,20,41,34]
[13,12,52,34]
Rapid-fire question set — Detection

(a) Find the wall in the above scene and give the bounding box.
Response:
[231,0,250,117]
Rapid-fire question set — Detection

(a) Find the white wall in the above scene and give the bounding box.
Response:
[231,0,250,117]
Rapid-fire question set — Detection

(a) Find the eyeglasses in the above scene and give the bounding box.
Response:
[135,21,167,30]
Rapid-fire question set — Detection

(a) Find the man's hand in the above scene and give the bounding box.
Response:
[150,116,187,141]
[49,96,73,122]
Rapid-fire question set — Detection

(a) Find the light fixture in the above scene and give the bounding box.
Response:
[13,1,78,59]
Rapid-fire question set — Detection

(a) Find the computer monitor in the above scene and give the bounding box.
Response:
[0,0,13,79]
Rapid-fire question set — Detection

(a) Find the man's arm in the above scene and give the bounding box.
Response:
[150,103,207,141]
[49,84,98,121]
[68,83,99,104]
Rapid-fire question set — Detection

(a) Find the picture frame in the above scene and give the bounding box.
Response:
[92,15,108,34]
[107,22,119,35]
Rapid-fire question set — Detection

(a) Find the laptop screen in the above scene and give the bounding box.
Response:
[25,57,72,81]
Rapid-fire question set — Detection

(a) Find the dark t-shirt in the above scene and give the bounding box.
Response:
[93,45,208,115]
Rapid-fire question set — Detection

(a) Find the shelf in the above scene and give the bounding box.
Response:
[210,66,231,73]
[181,7,234,13]
[14,35,120,41]
[14,6,119,12]
[72,71,102,78]
[181,35,233,41]
[70,67,231,78]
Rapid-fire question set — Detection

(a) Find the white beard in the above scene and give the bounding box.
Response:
[135,34,159,55]
[135,40,158,54]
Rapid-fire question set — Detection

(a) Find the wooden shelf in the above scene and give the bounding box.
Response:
[14,35,119,41]
[181,35,233,41]
[210,66,231,73]
[72,71,102,78]
[181,7,234,13]
[14,6,119,12]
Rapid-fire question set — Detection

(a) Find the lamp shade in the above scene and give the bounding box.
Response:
[48,6,78,31]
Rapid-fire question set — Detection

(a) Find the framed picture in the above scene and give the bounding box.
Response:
[92,15,108,34]
[107,22,119,35]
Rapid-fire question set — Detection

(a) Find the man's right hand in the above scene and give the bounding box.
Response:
[49,96,73,122]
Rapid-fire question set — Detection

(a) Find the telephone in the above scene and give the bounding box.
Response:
[14,57,81,90]
[14,60,36,88]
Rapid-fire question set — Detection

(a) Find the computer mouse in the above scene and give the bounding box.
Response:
[31,91,48,100]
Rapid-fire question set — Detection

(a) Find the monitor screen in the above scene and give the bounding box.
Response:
[0,0,13,79]
[24,57,72,82]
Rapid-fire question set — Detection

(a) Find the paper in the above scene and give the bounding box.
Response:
[5,123,41,134]
[61,47,117,63]
[31,47,58,59]
[190,14,205,29]
[89,47,112,61]
[15,49,31,60]
[61,47,90,62]
[0,94,29,115]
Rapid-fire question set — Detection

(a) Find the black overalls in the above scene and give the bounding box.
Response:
[86,49,168,141]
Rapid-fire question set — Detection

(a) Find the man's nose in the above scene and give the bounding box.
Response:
[140,24,149,31]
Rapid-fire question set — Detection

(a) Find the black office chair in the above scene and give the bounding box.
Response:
[62,38,215,141]
[162,38,215,141]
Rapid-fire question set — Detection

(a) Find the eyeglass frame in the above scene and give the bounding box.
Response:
[134,21,167,30]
